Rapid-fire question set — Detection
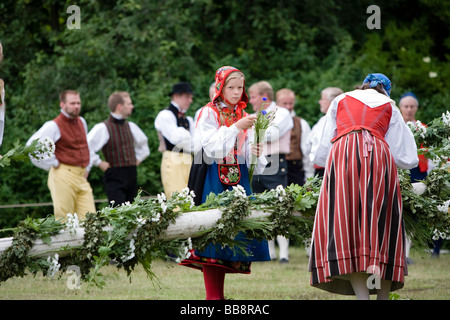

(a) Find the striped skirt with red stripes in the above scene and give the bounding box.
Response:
[309,131,407,295]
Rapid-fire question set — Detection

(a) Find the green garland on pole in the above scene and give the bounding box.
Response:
[0,111,448,289]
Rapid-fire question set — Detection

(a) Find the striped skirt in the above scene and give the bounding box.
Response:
[309,131,407,295]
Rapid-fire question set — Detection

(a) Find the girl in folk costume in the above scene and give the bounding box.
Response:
[180,66,270,300]
[309,73,419,300]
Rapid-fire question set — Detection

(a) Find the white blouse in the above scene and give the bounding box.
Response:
[194,102,267,173]
[310,89,419,169]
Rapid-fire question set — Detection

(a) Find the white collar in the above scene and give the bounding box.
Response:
[171,100,182,112]
[111,112,124,120]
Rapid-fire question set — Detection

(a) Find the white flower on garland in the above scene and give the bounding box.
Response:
[407,120,427,139]
[121,238,136,262]
[157,192,166,204]
[175,237,193,263]
[276,185,286,202]
[232,185,247,198]
[180,187,196,208]
[437,200,450,213]
[66,213,79,234]
[442,111,450,127]
[157,192,167,213]
[151,212,161,222]
[432,228,450,241]
[46,254,60,278]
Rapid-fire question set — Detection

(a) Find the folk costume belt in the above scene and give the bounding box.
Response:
[335,129,374,158]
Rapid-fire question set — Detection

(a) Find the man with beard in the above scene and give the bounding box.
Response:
[27,90,96,221]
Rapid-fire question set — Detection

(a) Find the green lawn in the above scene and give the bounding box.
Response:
[0,246,448,300]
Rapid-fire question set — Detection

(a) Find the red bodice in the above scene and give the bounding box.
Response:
[332,95,392,143]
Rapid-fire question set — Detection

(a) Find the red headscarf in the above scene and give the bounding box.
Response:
[196,66,249,154]
[197,66,249,127]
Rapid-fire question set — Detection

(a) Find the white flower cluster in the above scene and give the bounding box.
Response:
[276,185,286,202]
[34,137,56,160]
[442,110,450,127]
[433,200,450,241]
[121,238,136,262]
[432,228,450,241]
[407,120,427,139]
[437,200,450,213]
[231,185,247,198]
[179,187,196,209]
[157,192,167,214]
[175,237,192,263]
[66,213,79,234]
[46,254,61,278]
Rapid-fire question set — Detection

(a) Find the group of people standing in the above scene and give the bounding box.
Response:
[152,67,419,301]
[24,64,421,300]
[27,90,150,221]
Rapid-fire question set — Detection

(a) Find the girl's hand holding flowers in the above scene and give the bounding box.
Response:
[251,142,263,157]
[235,114,257,131]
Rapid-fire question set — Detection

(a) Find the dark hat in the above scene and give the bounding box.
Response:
[168,82,194,96]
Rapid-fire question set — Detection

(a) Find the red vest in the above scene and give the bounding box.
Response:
[53,113,90,167]
[332,95,392,143]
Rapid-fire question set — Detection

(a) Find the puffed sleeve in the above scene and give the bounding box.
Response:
[195,106,240,159]
[385,104,419,169]
[26,120,61,171]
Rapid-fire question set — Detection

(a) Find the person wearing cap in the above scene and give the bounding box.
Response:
[398,92,429,182]
[155,82,195,198]
[398,92,441,259]
[309,73,419,299]
[88,91,150,206]
[179,66,270,300]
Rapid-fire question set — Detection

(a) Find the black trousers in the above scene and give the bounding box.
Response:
[287,159,305,186]
[251,154,288,193]
[103,166,138,206]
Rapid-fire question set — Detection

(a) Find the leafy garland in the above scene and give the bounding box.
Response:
[0,179,321,288]
[402,110,450,244]
[0,111,448,289]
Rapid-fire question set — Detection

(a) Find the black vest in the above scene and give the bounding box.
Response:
[163,104,190,151]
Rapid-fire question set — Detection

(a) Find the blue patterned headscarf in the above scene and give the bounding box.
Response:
[362,73,391,96]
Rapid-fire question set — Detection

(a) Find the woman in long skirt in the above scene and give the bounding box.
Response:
[309,73,419,299]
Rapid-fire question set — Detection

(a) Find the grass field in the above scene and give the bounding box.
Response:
[0,246,448,300]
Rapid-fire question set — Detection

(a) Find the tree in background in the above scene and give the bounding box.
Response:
[0,0,448,227]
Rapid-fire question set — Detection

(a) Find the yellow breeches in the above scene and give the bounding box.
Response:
[160,151,193,199]
[47,163,96,221]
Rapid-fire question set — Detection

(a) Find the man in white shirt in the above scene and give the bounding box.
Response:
[309,87,343,177]
[276,88,314,185]
[26,90,96,221]
[155,82,195,198]
[88,91,150,206]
